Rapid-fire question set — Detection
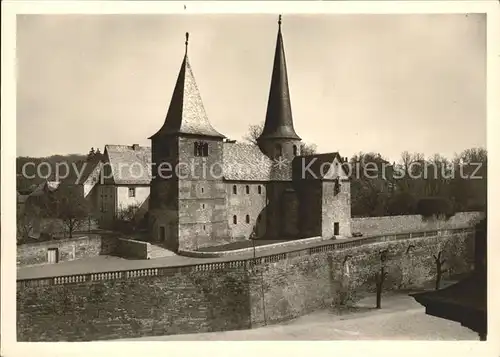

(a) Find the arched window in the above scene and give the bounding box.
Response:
[232,185,237,194]
[293,145,298,156]
[233,215,237,224]
[275,144,282,158]
[245,215,250,224]
[245,185,250,194]
[258,185,262,194]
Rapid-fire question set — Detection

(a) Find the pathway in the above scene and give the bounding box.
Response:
[116,293,478,341]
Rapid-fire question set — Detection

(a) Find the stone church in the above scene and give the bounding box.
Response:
[148,16,351,251]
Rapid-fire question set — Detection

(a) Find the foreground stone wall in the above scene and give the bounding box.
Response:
[351,211,483,236]
[17,269,251,341]
[16,234,116,267]
[17,229,474,341]
[249,231,474,326]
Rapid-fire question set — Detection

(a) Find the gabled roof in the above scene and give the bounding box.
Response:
[150,34,225,140]
[222,142,274,181]
[104,145,151,185]
[258,15,301,142]
[30,180,61,196]
[97,144,346,183]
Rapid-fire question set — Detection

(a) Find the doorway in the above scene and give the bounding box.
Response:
[47,248,59,264]
[334,222,340,236]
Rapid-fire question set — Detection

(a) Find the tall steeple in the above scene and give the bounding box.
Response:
[258,15,301,142]
[150,32,225,139]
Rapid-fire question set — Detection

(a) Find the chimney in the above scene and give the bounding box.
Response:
[132,144,140,150]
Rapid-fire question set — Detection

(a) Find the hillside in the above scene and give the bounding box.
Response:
[16,154,86,192]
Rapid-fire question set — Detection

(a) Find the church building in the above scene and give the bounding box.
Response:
[148,16,351,251]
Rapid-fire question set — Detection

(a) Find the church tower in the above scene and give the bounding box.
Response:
[148,33,229,251]
[258,15,302,163]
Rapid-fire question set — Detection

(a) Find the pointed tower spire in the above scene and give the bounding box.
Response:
[150,32,225,139]
[258,15,301,142]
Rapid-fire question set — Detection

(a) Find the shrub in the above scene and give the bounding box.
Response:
[416,197,455,219]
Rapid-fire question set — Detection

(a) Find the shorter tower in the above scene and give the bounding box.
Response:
[257,15,302,163]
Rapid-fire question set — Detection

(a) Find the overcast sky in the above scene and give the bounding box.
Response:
[16,14,486,162]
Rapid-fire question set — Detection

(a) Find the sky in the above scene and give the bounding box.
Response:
[16,14,486,162]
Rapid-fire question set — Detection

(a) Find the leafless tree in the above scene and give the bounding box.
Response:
[375,249,389,309]
[244,122,317,155]
[49,186,90,238]
[433,250,448,290]
[17,199,41,243]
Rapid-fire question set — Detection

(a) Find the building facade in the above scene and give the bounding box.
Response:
[148,17,352,251]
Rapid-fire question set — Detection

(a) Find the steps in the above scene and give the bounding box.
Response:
[148,244,176,259]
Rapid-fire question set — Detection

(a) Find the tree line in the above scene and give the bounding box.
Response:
[349,148,487,217]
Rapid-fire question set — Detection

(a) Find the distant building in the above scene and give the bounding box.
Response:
[95,144,151,227]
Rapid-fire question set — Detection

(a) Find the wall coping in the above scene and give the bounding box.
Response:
[117,237,150,245]
[16,227,475,287]
[16,234,105,248]
[351,211,484,221]
[178,236,324,258]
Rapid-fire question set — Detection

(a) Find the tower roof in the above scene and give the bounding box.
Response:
[258,15,301,141]
[150,33,225,140]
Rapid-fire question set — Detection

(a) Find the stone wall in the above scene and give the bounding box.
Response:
[17,269,251,341]
[351,211,483,236]
[17,234,116,267]
[227,183,267,240]
[116,238,150,260]
[322,179,351,238]
[17,228,474,341]
[249,230,474,326]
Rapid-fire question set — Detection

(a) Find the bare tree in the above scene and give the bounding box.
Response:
[17,199,41,243]
[433,251,448,290]
[115,203,142,232]
[375,249,389,309]
[49,186,90,238]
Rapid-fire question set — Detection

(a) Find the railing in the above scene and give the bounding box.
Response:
[17,227,474,288]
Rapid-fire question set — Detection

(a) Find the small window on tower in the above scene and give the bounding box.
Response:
[245,185,250,194]
[128,187,136,198]
[233,215,237,224]
[293,145,298,156]
[258,186,262,194]
[194,141,207,157]
[233,185,237,194]
[245,215,250,224]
